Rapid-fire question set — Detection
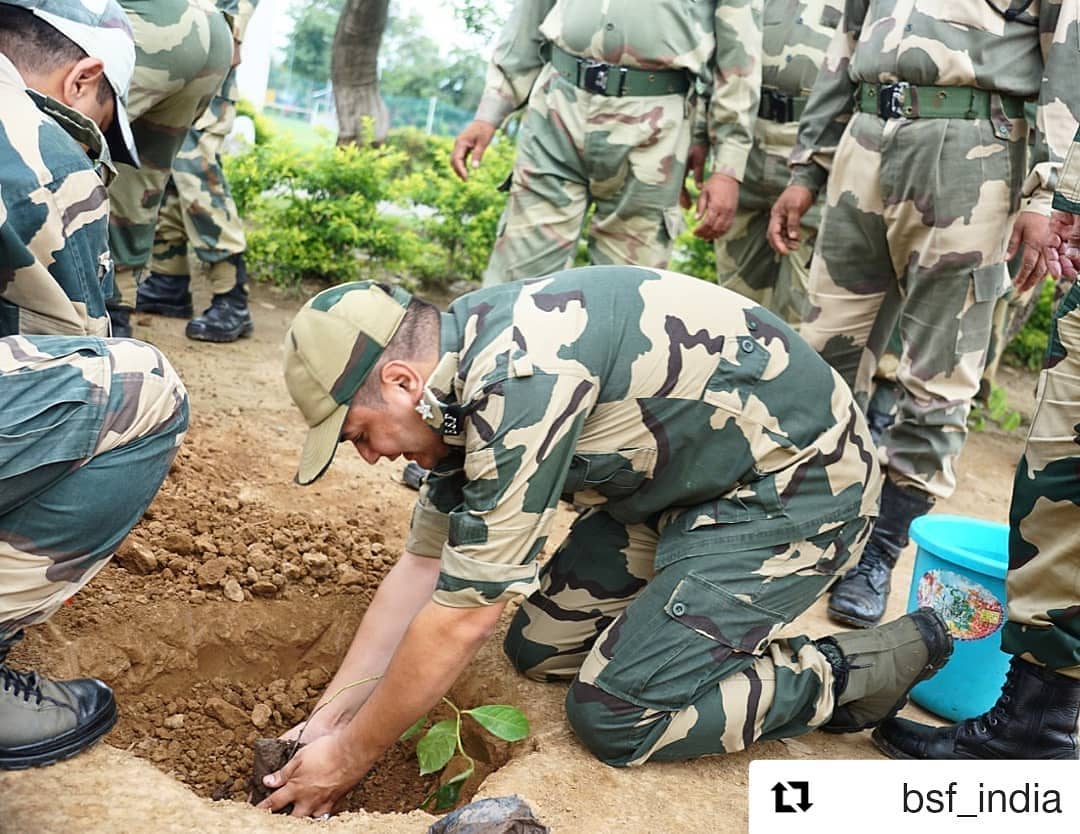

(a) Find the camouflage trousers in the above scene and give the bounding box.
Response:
[483,64,692,285]
[0,336,188,637]
[109,0,233,304]
[151,65,247,296]
[715,143,821,326]
[1003,279,1080,680]
[801,112,1024,499]
[504,508,872,765]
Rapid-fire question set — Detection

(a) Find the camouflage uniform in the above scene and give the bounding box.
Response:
[1004,128,1080,680]
[0,335,188,636]
[791,0,1080,500]
[0,52,115,338]
[149,0,257,296]
[403,266,880,762]
[714,0,842,326]
[476,0,763,285]
[108,0,232,306]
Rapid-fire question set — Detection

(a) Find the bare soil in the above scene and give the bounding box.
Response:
[0,282,1035,834]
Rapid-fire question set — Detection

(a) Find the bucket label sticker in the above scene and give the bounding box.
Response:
[916,569,1004,641]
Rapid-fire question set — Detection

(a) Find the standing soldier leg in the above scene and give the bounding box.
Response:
[825,115,1022,628]
[108,0,233,336]
[874,281,1080,759]
[0,336,188,768]
[715,149,818,327]
[483,66,591,285]
[138,174,196,319]
[586,93,691,270]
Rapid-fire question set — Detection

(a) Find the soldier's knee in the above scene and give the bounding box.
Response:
[564,679,648,767]
[502,616,556,681]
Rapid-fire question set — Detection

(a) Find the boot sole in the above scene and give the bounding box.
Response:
[869,726,917,759]
[0,695,118,770]
[822,609,954,734]
[135,302,194,318]
[185,323,254,343]
[826,603,884,630]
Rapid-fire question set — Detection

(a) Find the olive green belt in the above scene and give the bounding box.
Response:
[758,89,808,123]
[856,82,1027,120]
[548,44,691,97]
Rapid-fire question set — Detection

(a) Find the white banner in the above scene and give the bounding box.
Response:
[749,759,1079,834]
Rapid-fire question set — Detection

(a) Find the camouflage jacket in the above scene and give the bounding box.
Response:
[754,0,843,159]
[405,267,880,608]
[474,0,763,181]
[1053,125,1080,215]
[0,54,114,338]
[790,0,1080,214]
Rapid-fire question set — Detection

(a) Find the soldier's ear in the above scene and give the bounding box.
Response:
[379,360,425,405]
[62,57,108,110]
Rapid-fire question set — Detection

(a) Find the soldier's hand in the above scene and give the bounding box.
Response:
[1046,210,1080,281]
[767,186,814,256]
[686,143,707,189]
[693,173,739,240]
[451,120,498,181]
[1007,210,1050,293]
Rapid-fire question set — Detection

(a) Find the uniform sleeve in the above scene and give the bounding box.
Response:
[707,0,763,181]
[788,0,867,195]
[0,173,112,338]
[1023,0,1080,216]
[474,0,557,126]
[427,372,596,608]
[231,0,258,43]
[1052,126,1080,215]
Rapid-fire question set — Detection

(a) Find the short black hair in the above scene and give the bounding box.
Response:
[354,293,441,406]
[0,6,111,103]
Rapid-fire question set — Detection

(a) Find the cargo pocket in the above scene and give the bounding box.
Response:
[593,571,786,710]
[955,263,1006,359]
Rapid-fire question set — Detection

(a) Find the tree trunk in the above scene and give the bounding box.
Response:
[330,0,390,145]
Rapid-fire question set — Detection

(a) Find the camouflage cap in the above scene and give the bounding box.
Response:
[2,0,139,167]
[284,281,413,486]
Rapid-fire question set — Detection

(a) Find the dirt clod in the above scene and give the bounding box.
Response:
[249,738,299,807]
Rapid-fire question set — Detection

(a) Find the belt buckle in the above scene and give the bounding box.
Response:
[580,60,611,95]
[877,82,909,119]
[767,90,794,122]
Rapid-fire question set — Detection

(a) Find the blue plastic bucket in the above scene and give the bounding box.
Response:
[905,514,1011,721]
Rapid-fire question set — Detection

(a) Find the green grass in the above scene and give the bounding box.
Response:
[263,112,334,149]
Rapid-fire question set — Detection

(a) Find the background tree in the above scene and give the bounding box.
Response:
[331,0,391,143]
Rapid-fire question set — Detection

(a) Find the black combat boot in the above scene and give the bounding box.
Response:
[0,631,118,770]
[818,608,953,733]
[135,272,193,318]
[872,657,1080,759]
[107,303,133,338]
[827,479,935,628]
[185,255,253,343]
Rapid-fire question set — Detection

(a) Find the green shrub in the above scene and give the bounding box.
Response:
[670,208,717,283]
[234,99,275,147]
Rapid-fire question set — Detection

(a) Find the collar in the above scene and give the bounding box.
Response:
[417,312,464,438]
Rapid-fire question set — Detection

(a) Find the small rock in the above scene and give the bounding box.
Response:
[337,564,365,587]
[250,580,278,597]
[196,557,229,588]
[189,590,207,604]
[302,551,333,578]
[223,578,244,603]
[281,561,304,581]
[115,540,158,575]
[163,531,195,556]
[251,703,272,729]
[247,545,276,573]
[205,696,248,730]
[164,714,185,730]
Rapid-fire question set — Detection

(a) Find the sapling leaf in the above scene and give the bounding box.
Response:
[464,705,530,741]
[430,764,473,812]
[1002,410,1022,432]
[417,719,457,775]
[400,714,427,742]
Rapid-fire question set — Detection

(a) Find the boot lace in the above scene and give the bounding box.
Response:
[972,662,1019,732]
[0,666,45,705]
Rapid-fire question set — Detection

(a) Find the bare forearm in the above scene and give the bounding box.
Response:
[307,551,440,732]
[337,600,505,775]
